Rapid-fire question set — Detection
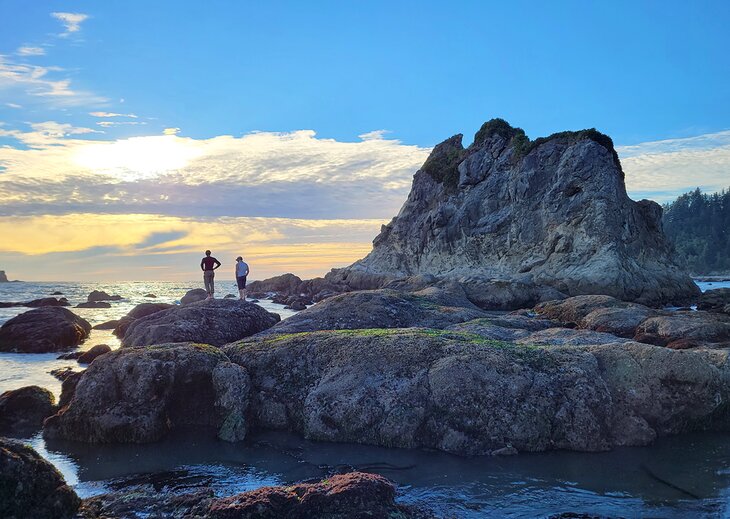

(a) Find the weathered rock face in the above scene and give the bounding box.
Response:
[264,283,485,335]
[0,307,91,353]
[335,119,699,307]
[121,300,280,347]
[0,438,80,519]
[0,385,56,433]
[225,329,730,455]
[43,343,250,443]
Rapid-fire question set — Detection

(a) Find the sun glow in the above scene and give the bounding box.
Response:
[73,135,203,180]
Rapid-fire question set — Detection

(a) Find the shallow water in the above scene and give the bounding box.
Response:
[3,279,730,517]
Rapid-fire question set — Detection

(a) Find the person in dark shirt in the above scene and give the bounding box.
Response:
[200,250,221,299]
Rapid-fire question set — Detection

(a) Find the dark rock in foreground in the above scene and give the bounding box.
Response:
[0,438,80,518]
[699,288,730,313]
[122,299,280,347]
[0,386,56,433]
[87,290,122,302]
[44,343,250,443]
[225,328,730,455]
[93,319,119,330]
[79,472,426,518]
[0,307,91,353]
[181,288,208,305]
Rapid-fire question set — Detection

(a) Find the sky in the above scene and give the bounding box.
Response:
[0,1,728,282]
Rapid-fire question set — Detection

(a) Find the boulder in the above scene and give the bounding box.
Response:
[633,312,730,347]
[43,343,250,443]
[698,288,730,312]
[0,307,91,353]
[0,270,7,282]
[332,119,699,307]
[0,386,56,433]
[77,344,112,364]
[286,301,307,311]
[88,290,122,302]
[224,329,730,455]
[76,301,111,308]
[0,438,80,518]
[121,300,280,347]
[263,284,485,335]
[458,277,567,310]
[51,291,64,295]
[93,319,120,330]
[0,297,70,308]
[208,472,405,518]
[144,293,157,298]
[50,367,81,382]
[112,302,174,337]
[181,288,208,305]
[247,273,303,297]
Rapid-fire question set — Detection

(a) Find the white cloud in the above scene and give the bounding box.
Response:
[0,54,106,106]
[5,103,22,109]
[0,126,429,219]
[163,127,180,135]
[51,12,89,36]
[17,46,46,56]
[96,121,146,128]
[618,130,730,202]
[89,112,138,118]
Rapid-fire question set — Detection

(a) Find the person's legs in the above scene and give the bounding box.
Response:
[209,272,215,298]
[237,276,246,300]
[204,271,214,298]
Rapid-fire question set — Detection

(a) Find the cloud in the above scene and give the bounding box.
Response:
[0,213,385,281]
[0,54,107,106]
[51,12,89,36]
[163,127,180,135]
[618,130,730,202]
[89,112,138,118]
[17,46,46,56]
[96,121,146,128]
[5,103,22,109]
[0,127,429,220]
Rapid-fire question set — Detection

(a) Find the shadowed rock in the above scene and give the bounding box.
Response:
[77,344,112,364]
[0,307,91,353]
[0,438,80,518]
[181,288,208,305]
[0,386,56,433]
[121,300,280,347]
[88,290,122,302]
[44,343,251,443]
[698,288,730,313]
[112,302,175,337]
[76,301,111,308]
[0,297,70,308]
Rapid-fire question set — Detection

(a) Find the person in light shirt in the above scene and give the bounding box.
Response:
[235,256,250,300]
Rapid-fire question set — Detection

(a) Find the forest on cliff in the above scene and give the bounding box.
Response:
[663,186,730,274]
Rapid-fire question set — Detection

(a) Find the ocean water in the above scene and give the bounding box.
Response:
[2,279,730,517]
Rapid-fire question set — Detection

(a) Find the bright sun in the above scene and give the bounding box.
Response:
[74,135,203,180]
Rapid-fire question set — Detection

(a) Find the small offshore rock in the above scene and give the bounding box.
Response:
[77,343,112,364]
[144,293,157,298]
[88,290,123,302]
[0,386,56,433]
[0,307,91,353]
[76,301,111,308]
[93,319,120,330]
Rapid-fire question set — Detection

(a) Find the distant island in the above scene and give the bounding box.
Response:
[0,271,8,283]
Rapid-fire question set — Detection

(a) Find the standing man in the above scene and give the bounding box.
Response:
[201,250,221,299]
[235,256,249,300]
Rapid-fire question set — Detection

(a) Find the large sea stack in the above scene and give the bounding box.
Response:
[331,119,699,306]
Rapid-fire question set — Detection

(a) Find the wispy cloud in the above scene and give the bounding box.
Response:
[5,103,22,109]
[89,111,138,118]
[17,46,46,56]
[618,130,730,202]
[51,12,89,37]
[96,121,146,128]
[163,127,180,135]
[0,54,107,106]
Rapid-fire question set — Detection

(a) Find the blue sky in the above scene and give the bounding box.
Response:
[0,1,728,281]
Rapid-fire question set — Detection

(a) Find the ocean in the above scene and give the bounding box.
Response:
[1,279,729,517]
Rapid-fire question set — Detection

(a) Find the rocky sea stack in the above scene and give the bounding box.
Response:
[329,119,698,307]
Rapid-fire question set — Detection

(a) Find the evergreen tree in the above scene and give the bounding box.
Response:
[662,186,730,274]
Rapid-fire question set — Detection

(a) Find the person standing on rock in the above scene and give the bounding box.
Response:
[200,250,221,299]
[235,256,250,300]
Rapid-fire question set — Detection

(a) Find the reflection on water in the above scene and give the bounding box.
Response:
[13,428,730,518]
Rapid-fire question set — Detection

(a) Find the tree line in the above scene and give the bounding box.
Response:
[662,186,730,274]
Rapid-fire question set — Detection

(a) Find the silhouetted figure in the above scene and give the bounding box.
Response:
[200,250,221,299]
[235,256,249,300]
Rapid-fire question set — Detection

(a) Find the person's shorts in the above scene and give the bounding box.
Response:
[236,276,247,289]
